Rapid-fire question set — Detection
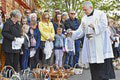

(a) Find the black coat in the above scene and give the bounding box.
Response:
[2,19,21,53]
[64,18,84,44]
[64,18,80,30]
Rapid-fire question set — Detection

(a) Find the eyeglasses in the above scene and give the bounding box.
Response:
[44,17,49,19]
[57,28,62,30]
[44,18,49,19]
[70,13,75,15]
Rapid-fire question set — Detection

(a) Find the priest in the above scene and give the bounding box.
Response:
[72,1,115,80]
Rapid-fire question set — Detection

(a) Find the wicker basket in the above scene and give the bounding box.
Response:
[0,65,15,80]
[32,63,49,80]
[72,63,83,75]
[32,63,42,78]
[49,64,64,80]
[62,64,74,78]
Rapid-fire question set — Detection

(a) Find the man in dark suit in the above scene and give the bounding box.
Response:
[64,10,83,66]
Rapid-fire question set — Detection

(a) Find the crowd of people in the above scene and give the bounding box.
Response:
[0,5,83,72]
[0,1,119,80]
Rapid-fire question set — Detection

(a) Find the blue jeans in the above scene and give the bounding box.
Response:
[22,49,30,70]
[118,44,120,57]
[64,51,74,67]
[74,40,80,65]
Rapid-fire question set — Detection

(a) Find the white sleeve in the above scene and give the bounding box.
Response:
[72,24,84,40]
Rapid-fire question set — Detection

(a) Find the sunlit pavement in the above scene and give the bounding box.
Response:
[69,69,120,80]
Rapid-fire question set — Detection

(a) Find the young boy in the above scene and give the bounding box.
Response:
[64,29,75,67]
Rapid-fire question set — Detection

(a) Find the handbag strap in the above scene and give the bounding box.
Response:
[36,63,42,68]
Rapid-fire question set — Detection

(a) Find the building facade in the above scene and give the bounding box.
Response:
[0,0,36,18]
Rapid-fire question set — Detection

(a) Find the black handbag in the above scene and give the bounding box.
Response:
[40,41,46,49]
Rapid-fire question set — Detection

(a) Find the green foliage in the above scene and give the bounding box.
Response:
[37,0,119,20]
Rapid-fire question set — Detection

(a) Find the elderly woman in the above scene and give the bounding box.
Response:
[29,13,39,28]
[29,20,41,69]
[2,10,22,72]
[39,12,55,65]
[29,13,37,22]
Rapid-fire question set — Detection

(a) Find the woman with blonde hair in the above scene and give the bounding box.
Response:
[39,12,55,65]
[21,24,30,70]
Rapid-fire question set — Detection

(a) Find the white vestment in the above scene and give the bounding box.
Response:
[72,9,114,64]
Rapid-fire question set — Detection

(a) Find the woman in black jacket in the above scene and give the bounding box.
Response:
[2,10,22,72]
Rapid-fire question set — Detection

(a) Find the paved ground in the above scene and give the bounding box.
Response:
[70,50,120,80]
[69,69,120,80]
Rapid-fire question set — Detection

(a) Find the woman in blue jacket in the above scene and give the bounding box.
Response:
[29,20,41,69]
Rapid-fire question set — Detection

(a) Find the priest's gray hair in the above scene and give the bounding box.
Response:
[10,10,22,18]
[82,1,93,8]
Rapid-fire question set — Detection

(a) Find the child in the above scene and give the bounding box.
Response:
[21,24,30,70]
[20,16,28,70]
[29,21,41,69]
[64,29,75,67]
[54,27,65,67]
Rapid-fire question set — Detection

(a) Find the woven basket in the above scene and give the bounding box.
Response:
[49,64,64,80]
[72,63,83,75]
[32,63,49,79]
[32,63,42,78]
[62,64,74,78]
[0,65,15,80]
